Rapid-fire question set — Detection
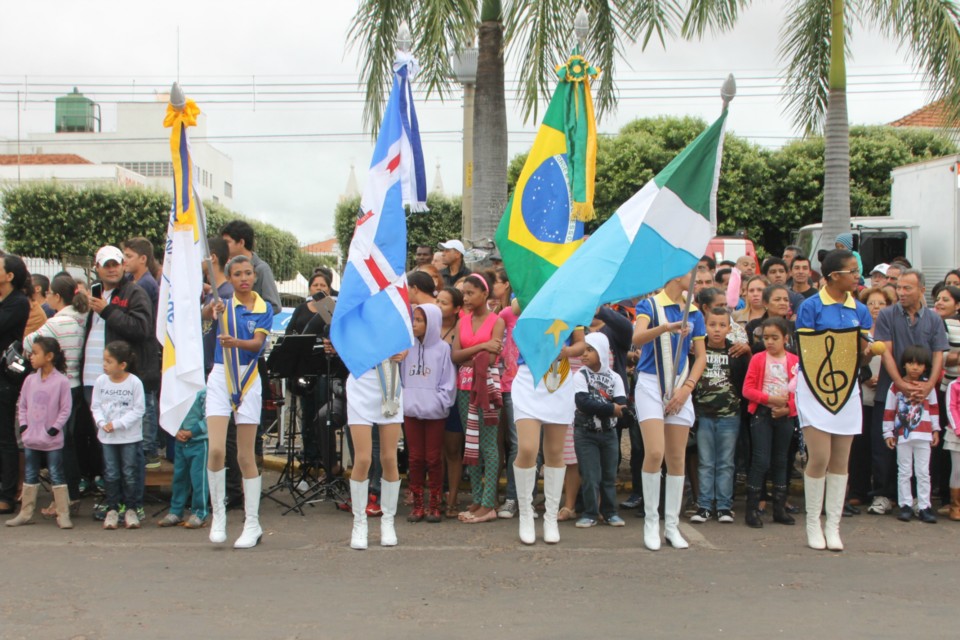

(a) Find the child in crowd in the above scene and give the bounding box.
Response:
[452,273,504,524]
[945,378,960,520]
[437,286,465,518]
[573,333,628,528]
[6,337,73,528]
[402,304,457,523]
[741,317,799,529]
[691,307,749,524]
[92,341,146,530]
[157,389,210,529]
[883,345,940,523]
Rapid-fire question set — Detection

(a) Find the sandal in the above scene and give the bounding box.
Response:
[460,508,498,524]
[557,507,576,522]
[445,505,460,519]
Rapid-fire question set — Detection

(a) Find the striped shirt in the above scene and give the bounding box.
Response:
[83,289,112,387]
[23,306,88,388]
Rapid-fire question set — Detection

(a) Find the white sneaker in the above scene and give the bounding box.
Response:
[867,496,893,515]
[497,499,518,519]
[124,509,140,530]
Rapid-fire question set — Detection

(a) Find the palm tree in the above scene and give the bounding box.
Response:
[349,1,690,245]
[684,0,960,244]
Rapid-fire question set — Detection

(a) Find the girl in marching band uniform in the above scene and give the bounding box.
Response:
[794,250,872,551]
[512,321,585,544]
[632,273,707,551]
[205,256,273,549]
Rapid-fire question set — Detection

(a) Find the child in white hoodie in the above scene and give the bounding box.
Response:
[573,332,628,528]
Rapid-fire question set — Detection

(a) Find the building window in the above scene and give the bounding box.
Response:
[224,181,233,198]
[110,161,173,178]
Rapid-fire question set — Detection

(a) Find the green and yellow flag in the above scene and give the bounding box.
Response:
[495,49,599,309]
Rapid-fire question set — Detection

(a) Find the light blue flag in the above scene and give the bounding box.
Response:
[513,110,729,382]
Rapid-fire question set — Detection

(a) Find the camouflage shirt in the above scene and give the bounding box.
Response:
[694,343,749,418]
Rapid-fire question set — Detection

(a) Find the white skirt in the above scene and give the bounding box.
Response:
[206,364,262,425]
[796,374,862,436]
[944,428,960,452]
[346,367,404,426]
[512,364,575,425]
[634,372,695,427]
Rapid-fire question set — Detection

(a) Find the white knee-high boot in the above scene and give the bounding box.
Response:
[542,466,565,544]
[664,474,689,549]
[380,479,400,547]
[641,471,661,551]
[349,478,369,550]
[804,474,826,550]
[823,473,847,552]
[208,469,227,544]
[233,476,262,549]
[514,465,537,545]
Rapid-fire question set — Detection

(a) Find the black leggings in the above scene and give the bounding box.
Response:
[747,407,794,491]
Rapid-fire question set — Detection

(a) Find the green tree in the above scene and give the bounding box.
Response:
[508,116,956,254]
[335,192,463,268]
[684,0,960,244]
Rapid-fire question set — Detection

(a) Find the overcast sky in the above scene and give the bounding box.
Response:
[0,1,942,244]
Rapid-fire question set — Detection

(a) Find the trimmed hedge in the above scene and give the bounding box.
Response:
[0,183,318,281]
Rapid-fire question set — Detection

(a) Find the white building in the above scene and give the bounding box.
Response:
[0,154,147,189]
[0,93,233,206]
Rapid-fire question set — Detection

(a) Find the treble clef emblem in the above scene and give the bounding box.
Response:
[815,335,849,409]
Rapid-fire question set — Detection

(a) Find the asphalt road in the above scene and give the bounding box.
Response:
[2,477,958,640]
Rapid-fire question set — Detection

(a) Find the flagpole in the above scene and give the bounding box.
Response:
[670,74,737,393]
[193,186,220,306]
[169,82,220,308]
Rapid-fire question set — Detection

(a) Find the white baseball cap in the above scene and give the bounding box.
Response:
[438,239,465,255]
[870,263,889,276]
[96,245,124,267]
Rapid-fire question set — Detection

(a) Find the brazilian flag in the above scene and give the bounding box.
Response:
[495,49,599,309]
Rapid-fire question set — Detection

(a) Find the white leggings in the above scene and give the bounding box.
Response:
[897,440,932,510]
[951,451,960,488]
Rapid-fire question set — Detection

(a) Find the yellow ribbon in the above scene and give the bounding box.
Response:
[163,99,201,129]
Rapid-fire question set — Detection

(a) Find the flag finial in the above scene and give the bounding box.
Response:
[721,74,736,108]
[574,7,589,48]
[397,22,412,53]
[170,82,186,111]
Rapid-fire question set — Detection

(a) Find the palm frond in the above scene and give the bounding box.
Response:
[412,0,479,102]
[348,0,477,135]
[504,1,680,123]
[629,0,685,50]
[504,0,578,122]
[681,0,753,39]
[584,0,641,119]
[778,0,834,135]
[868,0,960,127]
[347,0,410,134]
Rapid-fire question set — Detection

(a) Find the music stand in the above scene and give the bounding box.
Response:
[261,334,317,514]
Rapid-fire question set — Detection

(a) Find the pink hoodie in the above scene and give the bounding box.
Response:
[18,368,72,451]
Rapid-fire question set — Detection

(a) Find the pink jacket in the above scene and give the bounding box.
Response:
[17,369,72,452]
[742,351,799,416]
[947,379,960,437]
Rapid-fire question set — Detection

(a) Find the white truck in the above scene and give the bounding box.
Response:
[795,154,960,287]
